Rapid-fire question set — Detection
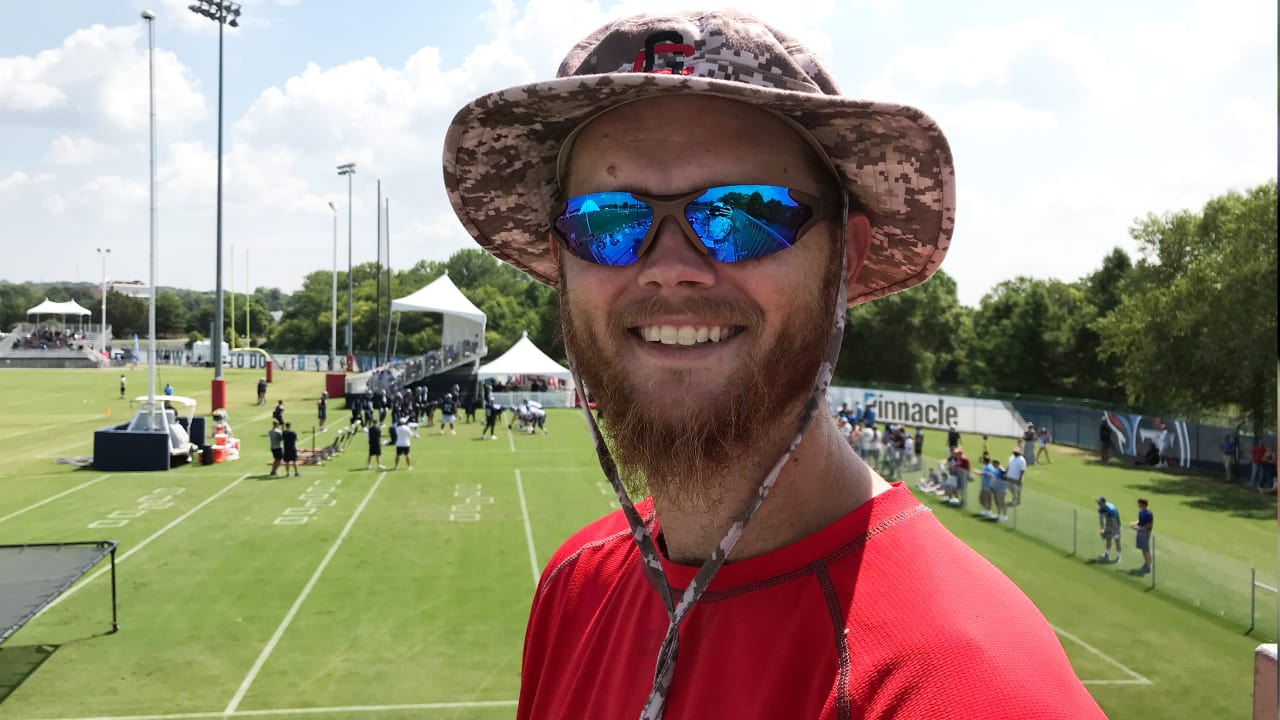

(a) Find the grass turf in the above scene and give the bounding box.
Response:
[0,366,1273,719]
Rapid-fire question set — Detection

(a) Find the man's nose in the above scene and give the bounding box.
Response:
[635,216,716,290]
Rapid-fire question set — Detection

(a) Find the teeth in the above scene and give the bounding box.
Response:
[639,325,734,345]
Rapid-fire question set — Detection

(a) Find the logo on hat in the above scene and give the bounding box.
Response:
[633,30,695,75]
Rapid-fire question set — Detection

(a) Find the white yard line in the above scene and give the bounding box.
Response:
[0,422,63,442]
[224,472,388,716]
[0,474,110,524]
[514,469,540,586]
[39,700,518,720]
[1052,624,1152,685]
[31,474,249,622]
[507,426,516,453]
[1256,581,1278,593]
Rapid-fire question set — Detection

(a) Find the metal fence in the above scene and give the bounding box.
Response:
[940,484,1277,641]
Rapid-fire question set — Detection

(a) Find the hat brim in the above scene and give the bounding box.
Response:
[443,73,955,306]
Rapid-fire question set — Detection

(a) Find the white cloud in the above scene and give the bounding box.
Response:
[1223,98,1274,133]
[45,135,110,166]
[0,171,31,193]
[0,24,206,135]
[933,100,1057,135]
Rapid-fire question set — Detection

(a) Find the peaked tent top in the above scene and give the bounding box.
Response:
[477,331,573,379]
[390,273,486,324]
[27,298,93,316]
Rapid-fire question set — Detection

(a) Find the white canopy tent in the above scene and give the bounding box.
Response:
[390,273,486,349]
[27,298,92,317]
[477,331,573,383]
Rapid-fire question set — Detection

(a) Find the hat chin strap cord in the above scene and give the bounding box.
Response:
[569,201,850,720]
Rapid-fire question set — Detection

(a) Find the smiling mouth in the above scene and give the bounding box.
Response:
[629,324,746,346]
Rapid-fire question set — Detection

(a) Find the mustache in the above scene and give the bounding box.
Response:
[609,295,765,333]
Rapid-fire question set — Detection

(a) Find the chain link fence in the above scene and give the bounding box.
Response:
[937,484,1277,641]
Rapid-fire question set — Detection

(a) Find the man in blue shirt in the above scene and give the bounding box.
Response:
[1096,497,1121,564]
[1130,498,1154,574]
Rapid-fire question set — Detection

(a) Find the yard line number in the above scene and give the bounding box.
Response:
[274,478,340,526]
[451,483,493,522]
[88,487,185,529]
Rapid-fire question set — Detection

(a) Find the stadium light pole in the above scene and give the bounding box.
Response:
[337,162,355,371]
[96,248,110,344]
[188,0,241,412]
[328,201,337,371]
[142,9,158,414]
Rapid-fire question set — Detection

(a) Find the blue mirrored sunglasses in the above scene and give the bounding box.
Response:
[553,184,838,267]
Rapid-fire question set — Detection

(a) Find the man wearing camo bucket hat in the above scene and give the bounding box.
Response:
[445,9,1104,720]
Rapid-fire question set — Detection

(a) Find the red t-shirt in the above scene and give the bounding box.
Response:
[518,483,1105,719]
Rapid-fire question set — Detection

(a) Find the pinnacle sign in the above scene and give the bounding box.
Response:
[827,386,1029,437]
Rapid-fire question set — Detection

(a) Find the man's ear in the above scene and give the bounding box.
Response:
[843,212,872,306]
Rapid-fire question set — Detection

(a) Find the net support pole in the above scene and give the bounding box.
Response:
[109,545,119,633]
[1149,534,1156,590]
[1072,508,1077,556]
[1250,565,1256,634]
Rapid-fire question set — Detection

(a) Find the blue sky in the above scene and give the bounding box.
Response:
[1,0,1275,306]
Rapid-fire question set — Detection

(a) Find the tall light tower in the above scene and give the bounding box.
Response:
[188,0,241,411]
[142,9,158,411]
[96,247,111,344]
[328,201,338,371]
[337,162,356,371]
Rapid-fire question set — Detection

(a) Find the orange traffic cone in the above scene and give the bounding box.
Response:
[105,407,111,417]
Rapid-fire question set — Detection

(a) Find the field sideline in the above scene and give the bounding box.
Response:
[0,366,1272,719]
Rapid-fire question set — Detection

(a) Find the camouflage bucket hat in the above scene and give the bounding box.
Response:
[443,9,956,306]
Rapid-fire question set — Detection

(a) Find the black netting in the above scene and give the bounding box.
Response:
[0,542,115,645]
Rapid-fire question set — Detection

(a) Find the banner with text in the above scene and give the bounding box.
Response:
[827,386,1029,438]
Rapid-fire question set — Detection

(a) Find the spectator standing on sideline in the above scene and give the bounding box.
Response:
[281,422,300,477]
[268,421,284,476]
[914,426,924,469]
[1252,441,1268,487]
[393,418,413,470]
[163,382,174,396]
[444,10,1104,717]
[1099,416,1113,463]
[317,392,328,433]
[1130,498,1153,574]
[1036,425,1051,464]
[257,377,267,406]
[1097,497,1122,564]
[978,457,996,518]
[1006,445,1027,507]
[366,421,385,470]
[990,459,1008,522]
[119,374,127,400]
[947,423,961,453]
[1023,423,1037,465]
[1219,434,1236,482]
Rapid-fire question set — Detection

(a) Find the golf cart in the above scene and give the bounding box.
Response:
[92,395,202,471]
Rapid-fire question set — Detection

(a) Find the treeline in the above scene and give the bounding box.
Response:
[2,182,1272,435]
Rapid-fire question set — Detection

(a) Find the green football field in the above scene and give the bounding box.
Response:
[0,366,1274,719]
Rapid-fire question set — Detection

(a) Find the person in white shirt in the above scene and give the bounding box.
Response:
[1006,446,1028,506]
[393,419,413,470]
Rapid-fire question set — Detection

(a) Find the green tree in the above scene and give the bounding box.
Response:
[836,269,970,390]
[155,290,187,336]
[1097,181,1277,435]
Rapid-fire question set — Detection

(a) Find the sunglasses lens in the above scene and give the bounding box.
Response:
[685,185,815,262]
[554,192,653,266]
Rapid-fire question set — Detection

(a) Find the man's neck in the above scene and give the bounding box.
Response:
[652,419,890,565]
